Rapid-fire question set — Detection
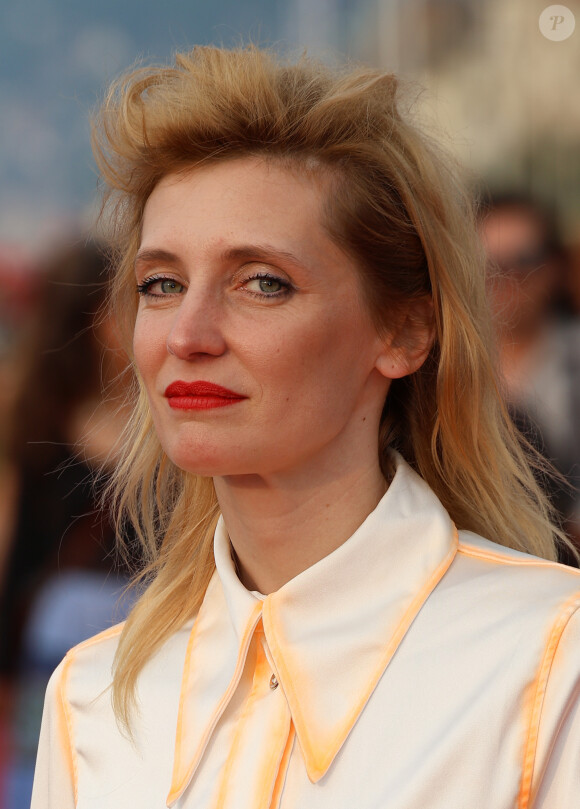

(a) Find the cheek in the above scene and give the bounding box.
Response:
[133,312,166,383]
[250,311,370,403]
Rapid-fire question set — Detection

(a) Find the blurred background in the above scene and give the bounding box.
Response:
[2,0,580,248]
[1,0,579,806]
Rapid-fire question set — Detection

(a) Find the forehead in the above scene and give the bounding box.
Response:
[142,157,324,235]
[137,157,368,290]
[138,156,352,275]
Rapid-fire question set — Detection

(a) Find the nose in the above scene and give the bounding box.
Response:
[166,286,227,360]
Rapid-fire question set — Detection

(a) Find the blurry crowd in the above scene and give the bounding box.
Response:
[1,190,580,807]
[479,194,580,550]
[0,241,136,807]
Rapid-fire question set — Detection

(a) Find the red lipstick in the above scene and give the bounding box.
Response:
[164,381,247,410]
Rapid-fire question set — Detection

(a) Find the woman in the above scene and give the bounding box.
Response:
[32,46,580,809]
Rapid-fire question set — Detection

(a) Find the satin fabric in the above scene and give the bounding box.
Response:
[31,455,580,808]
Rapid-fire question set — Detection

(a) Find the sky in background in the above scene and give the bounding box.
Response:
[2,0,580,249]
[0,0,299,247]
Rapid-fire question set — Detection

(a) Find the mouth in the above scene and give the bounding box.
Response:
[164,380,247,410]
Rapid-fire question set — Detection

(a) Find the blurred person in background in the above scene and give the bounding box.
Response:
[0,244,39,808]
[566,239,580,319]
[0,240,134,809]
[479,192,580,552]
[0,246,39,585]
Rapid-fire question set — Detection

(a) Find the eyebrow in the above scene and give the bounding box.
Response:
[134,244,307,271]
[221,244,306,268]
[134,248,182,271]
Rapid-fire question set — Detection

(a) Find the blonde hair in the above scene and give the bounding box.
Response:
[92,45,569,725]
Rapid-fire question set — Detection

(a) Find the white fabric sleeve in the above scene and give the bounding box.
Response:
[30,657,77,809]
[531,602,580,808]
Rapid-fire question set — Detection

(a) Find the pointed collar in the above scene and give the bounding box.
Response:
[168,454,458,804]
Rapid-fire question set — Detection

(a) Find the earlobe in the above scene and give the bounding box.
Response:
[375,298,435,380]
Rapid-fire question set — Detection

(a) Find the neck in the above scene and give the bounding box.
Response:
[214,458,388,595]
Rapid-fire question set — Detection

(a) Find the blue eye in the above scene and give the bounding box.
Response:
[244,273,291,298]
[137,276,185,297]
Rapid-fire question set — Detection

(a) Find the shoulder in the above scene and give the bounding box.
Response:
[51,617,195,711]
[38,621,197,806]
[457,529,580,578]
[51,623,125,697]
[456,529,580,583]
[449,530,580,627]
[427,532,580,727]
[38,623,126,747]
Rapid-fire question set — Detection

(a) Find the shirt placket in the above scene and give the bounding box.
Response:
[211,621,294,809]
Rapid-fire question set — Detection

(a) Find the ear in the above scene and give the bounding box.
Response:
[375,296,435,380]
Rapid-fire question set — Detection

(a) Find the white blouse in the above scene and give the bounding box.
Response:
[31,455,580,808]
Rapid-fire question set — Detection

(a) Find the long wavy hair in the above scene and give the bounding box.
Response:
[92,45,569,725]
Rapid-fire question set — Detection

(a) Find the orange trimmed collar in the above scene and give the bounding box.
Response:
[168,454,458,805]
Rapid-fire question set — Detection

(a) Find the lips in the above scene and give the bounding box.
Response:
[164,380,247,410]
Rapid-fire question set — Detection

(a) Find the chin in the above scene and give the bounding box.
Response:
[168,453,230,478]
[164,443,251,478]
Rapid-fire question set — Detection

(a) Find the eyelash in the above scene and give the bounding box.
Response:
[241,272,293,299]
[136,271,293,300]
[136,274,180,297]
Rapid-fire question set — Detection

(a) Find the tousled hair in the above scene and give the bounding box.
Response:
[92,45,570,726]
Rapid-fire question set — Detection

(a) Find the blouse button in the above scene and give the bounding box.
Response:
[269,674,279,690]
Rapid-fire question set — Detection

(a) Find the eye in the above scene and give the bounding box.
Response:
[242,272,292,299]
[137,275,186,297]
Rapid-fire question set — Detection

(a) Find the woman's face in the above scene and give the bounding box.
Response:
[133,157,405,480]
